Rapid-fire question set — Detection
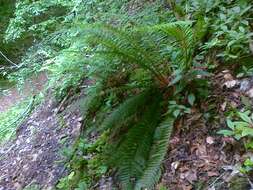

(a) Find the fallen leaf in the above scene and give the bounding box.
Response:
[224,80,238,88]
[196,145,207,157]
[206,137,215,145]
[224,73,233,81]
[221,102,227,111]
[181,171,198,184]
[246,88,253,98]
[171,161,180,170]
[182,185,193,190]
[207,171,219,177]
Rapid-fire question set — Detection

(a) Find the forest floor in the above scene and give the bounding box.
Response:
[0,70,253,190]
[161,70,253,190]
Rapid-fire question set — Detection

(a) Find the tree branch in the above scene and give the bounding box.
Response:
[0,50,18,67]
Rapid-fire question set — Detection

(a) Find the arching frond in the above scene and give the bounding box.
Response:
[110,93,162,189]
[135,116,175,190]
[151,21,195,70]
[101,89,152,130]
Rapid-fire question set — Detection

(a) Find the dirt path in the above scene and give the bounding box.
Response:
[0,74,84,189]
[0,95,82,189]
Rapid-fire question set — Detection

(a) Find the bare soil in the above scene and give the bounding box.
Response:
[0,94,83,190]
[0,73,47,113]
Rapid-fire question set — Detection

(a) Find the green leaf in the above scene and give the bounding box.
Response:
[173,109,181,117]
[244,158,253,167]
[226,118,234,130]
[188,93,195,106]
[238,112,252,124]
[241,128,253,137]
[245,141,253,149]
[233,121,249,128]
[217,130,234,136]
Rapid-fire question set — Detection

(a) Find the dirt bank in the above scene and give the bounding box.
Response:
[0,73,47,112]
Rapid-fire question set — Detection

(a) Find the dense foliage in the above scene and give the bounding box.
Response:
[1,0,253,189]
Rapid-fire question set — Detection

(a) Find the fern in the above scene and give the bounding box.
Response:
[110,91,162,189]
[151,21,195,70]
[86,25,171,86]
[135,116,174,190]
[83,22,199,189]
[101,89,152,130]
[86,21,197,89]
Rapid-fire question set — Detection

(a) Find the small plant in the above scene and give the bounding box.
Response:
[218,111,253,140]
[57,135,108,189]
[240,158,253,174]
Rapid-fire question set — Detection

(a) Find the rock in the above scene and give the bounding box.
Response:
[240,79,251,92]
[224,80,238,89]
[206,136,215,145]
[246,88,253,98]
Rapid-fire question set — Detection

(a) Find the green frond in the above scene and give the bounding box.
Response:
[151,21,195,69]
[135,116,175,190]
[101,89,152,130]
[111,93,162,189]
[79,82,104,116]
[85,25,171,80]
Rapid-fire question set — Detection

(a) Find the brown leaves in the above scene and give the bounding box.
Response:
[180,170,198,184]
[160,111,229,190]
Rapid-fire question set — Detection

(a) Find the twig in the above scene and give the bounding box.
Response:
[0,50,19,67]
[207,171,226,189]
[54,90,72,114]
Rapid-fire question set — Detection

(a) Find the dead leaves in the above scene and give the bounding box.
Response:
[161,112,228,190]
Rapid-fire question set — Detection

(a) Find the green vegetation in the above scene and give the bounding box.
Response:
[1,0,253,189]
[0,97,32,143]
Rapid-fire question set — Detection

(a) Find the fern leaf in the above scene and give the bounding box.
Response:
[134,116,175,190]
[101,89,151,130]
[114,93,162,189]
[151,21,195,69]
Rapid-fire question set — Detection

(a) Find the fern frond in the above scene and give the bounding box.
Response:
[112,93,162,189]
[151,21,195,69]
[79,82,103,116]
[101,89,152,130]
[85,25,171,82]
[134,116,175,190]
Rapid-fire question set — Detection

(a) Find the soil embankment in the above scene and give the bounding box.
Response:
[0,73,47,112]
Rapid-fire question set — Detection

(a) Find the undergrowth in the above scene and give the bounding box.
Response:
[0,97,32,143]
[1,0,253,189]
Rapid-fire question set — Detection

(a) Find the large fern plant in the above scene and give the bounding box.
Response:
[81,21,204,189]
